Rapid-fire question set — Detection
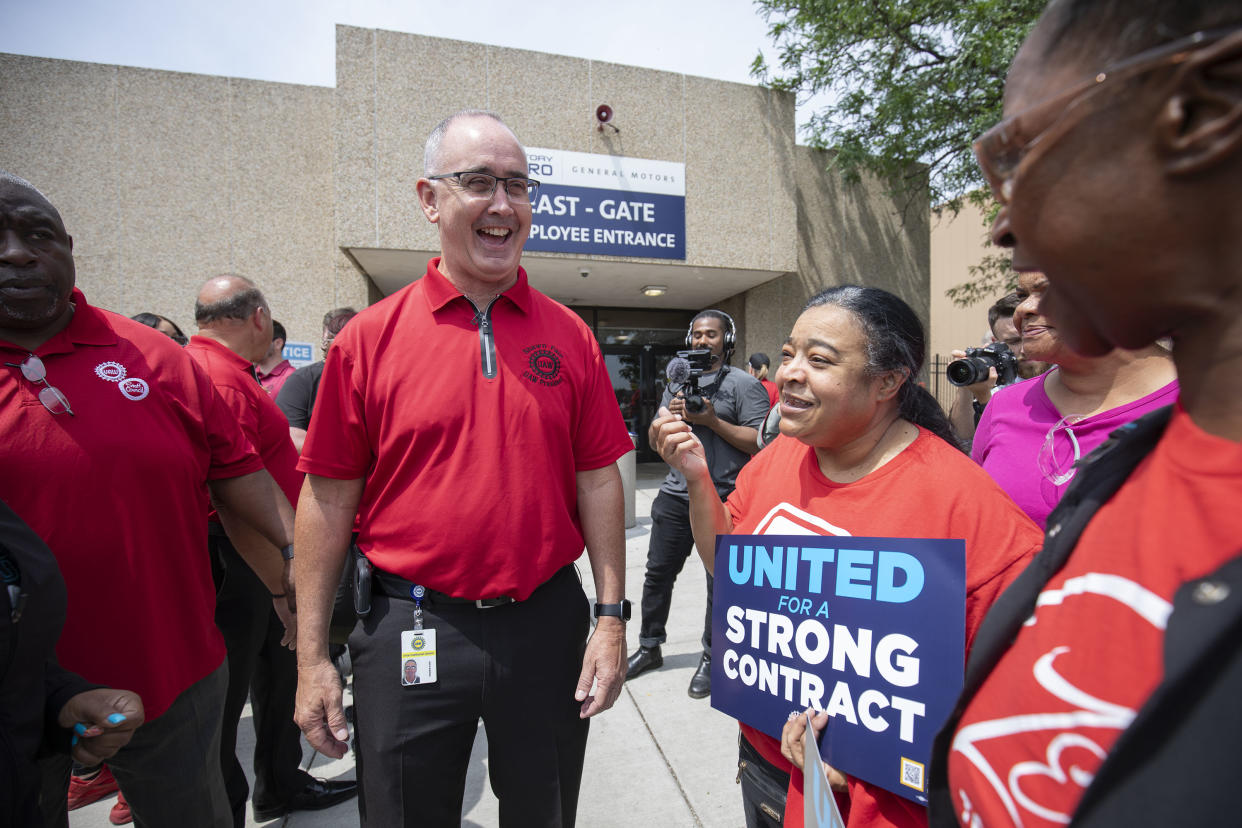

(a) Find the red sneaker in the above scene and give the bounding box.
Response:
[67,766,119,810]
[109,791,133,825]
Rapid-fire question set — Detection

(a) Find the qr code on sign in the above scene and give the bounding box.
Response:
[900,757,925,792]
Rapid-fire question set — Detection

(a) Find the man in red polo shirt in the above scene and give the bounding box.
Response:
[293,111,633,826]
[187,275,357,826]
[0,170,297,828]
[255,319,295,398]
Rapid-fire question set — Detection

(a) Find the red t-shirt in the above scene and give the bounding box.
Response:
[948,404,1242,828]
[186,336,302,508]
[299,259,633,599]
[0,290,263,719]
[727,430,1043,828]
[762,378,779,409]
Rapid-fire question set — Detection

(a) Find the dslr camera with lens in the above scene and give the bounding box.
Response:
[947,342,1019,387]
[667,349,716,413]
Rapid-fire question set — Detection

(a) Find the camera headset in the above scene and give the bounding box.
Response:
[686,309,736,368]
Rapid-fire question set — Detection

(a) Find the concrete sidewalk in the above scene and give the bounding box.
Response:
[71,461,745,827]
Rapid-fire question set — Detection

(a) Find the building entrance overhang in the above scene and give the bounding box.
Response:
[347,247,784,309]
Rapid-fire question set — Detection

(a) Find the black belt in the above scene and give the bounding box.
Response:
[372,568,516,609]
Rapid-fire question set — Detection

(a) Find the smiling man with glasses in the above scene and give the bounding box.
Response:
[929,2,1242,827]
[292,111,632,827]
[0,171,302,828]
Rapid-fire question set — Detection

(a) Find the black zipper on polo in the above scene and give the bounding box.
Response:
[470,297,499,379]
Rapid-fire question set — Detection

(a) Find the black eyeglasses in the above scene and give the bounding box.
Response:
[5,354,74,416]
[427,171,541,203]
[974,25,1242,205]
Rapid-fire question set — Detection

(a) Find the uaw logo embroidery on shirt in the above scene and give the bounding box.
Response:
[521,343,565,387]
[94,360,150,401]
[95,361,126,382]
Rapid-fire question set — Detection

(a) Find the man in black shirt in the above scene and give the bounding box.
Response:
[275,308,355,451]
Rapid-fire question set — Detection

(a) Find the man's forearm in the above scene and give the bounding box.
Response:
[288,427,308,453]
[210,470,296,594]
[707,418,761,455]
[214,507,286,594]
[294,475,364,661]
[576,464,625,604]
[949,388,979,443]
[210,470,295,549]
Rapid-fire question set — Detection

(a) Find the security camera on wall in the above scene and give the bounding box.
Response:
[579,268,591,279]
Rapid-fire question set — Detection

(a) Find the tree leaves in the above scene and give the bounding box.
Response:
[753,0,1043,302]
[751,1,1030,202]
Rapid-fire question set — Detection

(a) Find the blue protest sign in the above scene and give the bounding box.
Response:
[711,534,966,803]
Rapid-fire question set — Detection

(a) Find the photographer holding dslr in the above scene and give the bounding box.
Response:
[626,310,769,698]
[947,293,1050,447]
[970,272,1177,528]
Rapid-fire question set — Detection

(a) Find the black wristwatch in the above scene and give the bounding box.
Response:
[593,600,631,621]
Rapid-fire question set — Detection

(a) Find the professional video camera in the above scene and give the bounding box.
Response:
[947,341,1019,387]
[666,349,716,413]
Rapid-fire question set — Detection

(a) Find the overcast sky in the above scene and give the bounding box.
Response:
[1,0,788,94]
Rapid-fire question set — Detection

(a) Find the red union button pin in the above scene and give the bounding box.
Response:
[118,377,149,401]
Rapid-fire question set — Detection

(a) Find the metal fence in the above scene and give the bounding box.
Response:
[927,354,959,417]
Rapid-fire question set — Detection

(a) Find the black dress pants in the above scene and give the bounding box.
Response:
[638,490,714,651]
[350,565,590,827]
[209,533,311,825]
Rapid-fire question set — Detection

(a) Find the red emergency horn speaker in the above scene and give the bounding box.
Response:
[595,104,619,133]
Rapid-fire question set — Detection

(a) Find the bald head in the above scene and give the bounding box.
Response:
[194,274,272,363]
[195,274,265,325]
[0,171,77,349]
[424,110,518,176]
[0,171,65,228]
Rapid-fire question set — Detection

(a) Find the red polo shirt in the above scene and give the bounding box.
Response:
[258,358,296,398]
[0,289,263,719]
[186,336,303,509]
[299,259,632,599]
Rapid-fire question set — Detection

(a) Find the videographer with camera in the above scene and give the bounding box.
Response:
[947,292,1050,447]
[969,272,1177,528]
[626,310,770,699]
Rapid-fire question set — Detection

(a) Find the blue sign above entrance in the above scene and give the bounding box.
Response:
[525,147,686,261]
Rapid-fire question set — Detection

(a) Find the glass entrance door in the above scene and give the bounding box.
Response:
[602,344,680,463]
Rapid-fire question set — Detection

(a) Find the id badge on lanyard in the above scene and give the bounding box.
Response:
[400,584,438,686]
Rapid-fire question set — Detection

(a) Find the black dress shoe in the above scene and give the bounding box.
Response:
[626,645,663,680]
[253,778,359,821]
[688,652,711,699]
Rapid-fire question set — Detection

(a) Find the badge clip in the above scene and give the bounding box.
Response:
[410,584,426,631]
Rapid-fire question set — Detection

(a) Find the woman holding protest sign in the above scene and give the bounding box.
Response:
[653,285,1043,828]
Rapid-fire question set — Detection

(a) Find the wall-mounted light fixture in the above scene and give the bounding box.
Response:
[641,285,667,297]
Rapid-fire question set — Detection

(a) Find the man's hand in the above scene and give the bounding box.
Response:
[57,688,145,766]
[668,394,717,426]
[273,597,297,649]
[575,617,626,717]
[781,708,847,791]
[295,658,349,759]
[950,349,998,403]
